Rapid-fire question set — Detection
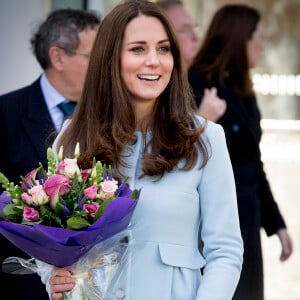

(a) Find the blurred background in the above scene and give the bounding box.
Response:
[0,0,299,299]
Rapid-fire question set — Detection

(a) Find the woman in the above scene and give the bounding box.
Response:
[47,1,243,299]
[188,4,293,300]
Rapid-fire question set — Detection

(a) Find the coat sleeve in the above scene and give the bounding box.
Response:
[196,121,243,300]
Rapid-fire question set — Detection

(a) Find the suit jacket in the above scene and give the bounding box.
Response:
[188,70,286,300]
[0,77,56,300]
[0,78,57,187]
[44,117,243,300]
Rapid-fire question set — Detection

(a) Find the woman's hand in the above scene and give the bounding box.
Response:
[277,228,293,262]
[49,268,75,300]
[197,87,227,122]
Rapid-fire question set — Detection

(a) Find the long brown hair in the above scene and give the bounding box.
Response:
[190,4,260,98]
[56,0,208,179]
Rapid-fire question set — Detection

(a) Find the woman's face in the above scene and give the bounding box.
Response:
[247,20,264,68]
[121,15,174,108]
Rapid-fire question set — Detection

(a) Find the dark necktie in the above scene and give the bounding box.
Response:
[58,101,77,119]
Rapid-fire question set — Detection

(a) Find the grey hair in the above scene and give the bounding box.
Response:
[30,8,100,69]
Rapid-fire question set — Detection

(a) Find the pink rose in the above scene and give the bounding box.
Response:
[83,202,100,218]
[23,207,40,222]
[44,175,71,209]
[21,185,49,206]
[58,158,81,179]
[99,179,118,199]
[84,185,98,200]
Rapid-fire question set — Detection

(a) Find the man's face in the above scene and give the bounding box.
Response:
[59,28,98,102]
[55,28,97,102]
[165,5,199,69]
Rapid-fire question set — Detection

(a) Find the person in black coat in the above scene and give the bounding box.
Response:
[188,4,293,300]
[0,9,100,299]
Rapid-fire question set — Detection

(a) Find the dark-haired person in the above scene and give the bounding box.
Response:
[46,1,243,299]
[0,8,100,300]
[188,4,293,300]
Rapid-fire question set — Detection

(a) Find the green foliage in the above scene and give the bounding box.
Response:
[0,172,23,200]
[67,217,91,230]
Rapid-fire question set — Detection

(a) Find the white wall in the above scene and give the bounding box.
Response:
[0,0,46,95]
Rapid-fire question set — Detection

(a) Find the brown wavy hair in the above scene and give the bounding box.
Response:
[56,0,208,179]
[190,4,260,98]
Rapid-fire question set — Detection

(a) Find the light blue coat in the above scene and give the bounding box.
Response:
[107,117,243,300]
[49,116,243,300]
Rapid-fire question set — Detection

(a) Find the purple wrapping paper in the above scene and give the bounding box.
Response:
[0,191,137,267]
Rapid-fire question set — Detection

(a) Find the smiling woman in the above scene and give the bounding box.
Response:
[45,1,243,300]
[120,15,174,122]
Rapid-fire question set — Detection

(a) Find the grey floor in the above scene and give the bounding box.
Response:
[260,127,300,300]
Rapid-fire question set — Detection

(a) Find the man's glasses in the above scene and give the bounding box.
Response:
[68,51,90,59]
[58,47,90,59]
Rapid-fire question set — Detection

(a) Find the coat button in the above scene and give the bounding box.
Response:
[232,124,240,132]
[115,288,125,299]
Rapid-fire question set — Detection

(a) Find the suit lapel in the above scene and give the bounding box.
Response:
[21,79,57,164]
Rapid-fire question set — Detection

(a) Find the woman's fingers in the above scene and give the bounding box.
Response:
[49,269,75,299]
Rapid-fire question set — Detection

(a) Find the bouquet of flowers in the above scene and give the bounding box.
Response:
[0,143,140,299]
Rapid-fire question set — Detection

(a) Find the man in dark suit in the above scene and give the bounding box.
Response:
[0,9,100,299]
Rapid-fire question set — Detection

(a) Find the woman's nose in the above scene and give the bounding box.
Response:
[145,50,160,66]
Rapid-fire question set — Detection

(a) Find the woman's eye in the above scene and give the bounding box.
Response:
[159,45,171,53]
[130,46,144,53]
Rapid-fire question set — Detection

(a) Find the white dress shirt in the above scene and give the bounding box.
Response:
[40,74,66,132]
